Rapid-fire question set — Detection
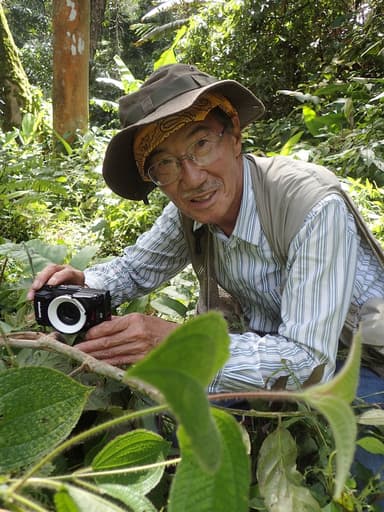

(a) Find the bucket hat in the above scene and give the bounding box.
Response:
[102,63,265,201]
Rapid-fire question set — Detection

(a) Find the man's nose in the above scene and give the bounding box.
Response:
[179,158,207,186]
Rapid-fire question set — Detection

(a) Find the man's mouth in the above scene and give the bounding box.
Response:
[191,190,216,203]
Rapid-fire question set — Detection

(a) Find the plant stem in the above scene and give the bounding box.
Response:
[4,491,51,512]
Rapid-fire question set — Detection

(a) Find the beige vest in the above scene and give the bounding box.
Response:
[180,155,384,370]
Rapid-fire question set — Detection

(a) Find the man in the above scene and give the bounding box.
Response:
[28,63,384,397]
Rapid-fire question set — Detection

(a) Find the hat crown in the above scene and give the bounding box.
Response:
[118,64,217,128]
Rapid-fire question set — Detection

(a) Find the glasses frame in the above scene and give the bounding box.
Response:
[146,128,225,187]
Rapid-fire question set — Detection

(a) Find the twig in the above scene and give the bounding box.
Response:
[0,331,163,402]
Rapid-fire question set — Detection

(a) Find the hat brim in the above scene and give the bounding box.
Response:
[102,79,264,201]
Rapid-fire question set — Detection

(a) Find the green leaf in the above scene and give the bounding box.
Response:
[21,113,38,144]
[302,328,361,404]
[100,484,158,512]
[154,26,186,70]
[154,46,177,69]
[0,321,12,334]
[66,484,128,512]
[126,312,230,473]
[151,294,188,318]
[300,331,361,498]
[123,295,151,314]
[302,105,318,136]
[0,367,90,472]
[168,408,250,512]
[54,489,79,512]
[343,97,354,127]
[26,239,68,266]
[356,436,384,455]
[136,370,221,473]
[257,426,322,512]
[358,409,384,426]
[53,131,73,155]
[306,396,356,499]
[92,429,169,490]
[280,131,304,156]
[70,246,99,270]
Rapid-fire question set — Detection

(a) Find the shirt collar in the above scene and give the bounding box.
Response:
[229,156,262,244]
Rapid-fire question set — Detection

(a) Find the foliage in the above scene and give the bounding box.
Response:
[1,313,382,511]
[0,112,107,244]
[155,0,384,118]
[1,3,384,509]
[245,76,384,191]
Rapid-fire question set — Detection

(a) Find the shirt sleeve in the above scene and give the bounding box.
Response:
[84,202,190,306]
[208,196,358,393]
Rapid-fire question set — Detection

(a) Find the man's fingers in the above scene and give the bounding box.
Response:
[27,264,85,300]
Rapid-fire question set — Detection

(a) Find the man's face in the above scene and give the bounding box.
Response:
[147,114,243,235]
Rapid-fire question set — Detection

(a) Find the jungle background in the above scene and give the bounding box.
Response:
[0,1,384,511]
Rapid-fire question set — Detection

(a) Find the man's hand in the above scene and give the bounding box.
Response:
[27,264,85,300]
[75,313,178,366]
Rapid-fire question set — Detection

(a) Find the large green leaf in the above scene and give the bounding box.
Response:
[131,369,221,473]
[300,330,362,498]
[92,429,169,490]
[168,408,250,512]
[257,426,321,512]
[126,312,230,473]
[26,239,68,265]
[306,395,357,499]
[127,312,230,386]
[0,367,90,472]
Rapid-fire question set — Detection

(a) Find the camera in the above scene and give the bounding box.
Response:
[34,285,111,334]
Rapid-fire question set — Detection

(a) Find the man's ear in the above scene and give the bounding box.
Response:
[231,114,242,156]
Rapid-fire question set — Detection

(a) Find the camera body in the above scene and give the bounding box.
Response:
[34,284,111,334]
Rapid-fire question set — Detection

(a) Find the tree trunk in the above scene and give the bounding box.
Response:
[52,0,90,143]
[0,1,32,131]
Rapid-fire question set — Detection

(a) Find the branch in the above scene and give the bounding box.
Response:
[0,331,163,402]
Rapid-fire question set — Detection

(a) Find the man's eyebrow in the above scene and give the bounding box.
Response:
[147,124,211,162]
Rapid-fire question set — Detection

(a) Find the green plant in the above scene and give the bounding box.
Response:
[1,313,382,511]
[0,240,101,333]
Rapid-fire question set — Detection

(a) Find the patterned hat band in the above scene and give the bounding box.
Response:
[133,92,238,179]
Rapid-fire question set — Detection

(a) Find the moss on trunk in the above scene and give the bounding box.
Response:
[0,2,32,130]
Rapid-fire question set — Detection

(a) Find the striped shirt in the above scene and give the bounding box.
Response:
[84,156,384,392]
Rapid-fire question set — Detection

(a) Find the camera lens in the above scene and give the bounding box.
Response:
[47,295,87,334]
[56,301,81,325]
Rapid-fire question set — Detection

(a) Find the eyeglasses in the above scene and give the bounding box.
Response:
[146,129,225,186]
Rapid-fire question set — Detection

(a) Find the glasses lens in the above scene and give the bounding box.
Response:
[148,157,179,186]
[190,131,223,166]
